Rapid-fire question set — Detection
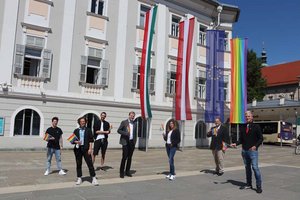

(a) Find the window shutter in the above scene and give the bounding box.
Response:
[80,56,88,82]
[41,49,52,78]
[14,44,25,75]
[166,71,171,94]
[100,59,109,86]
[195,77,199,98]
[149,68,155,92]
[132,65,138,89]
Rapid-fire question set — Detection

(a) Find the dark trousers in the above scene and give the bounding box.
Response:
[74,147,96,177]
[120,140,135,174]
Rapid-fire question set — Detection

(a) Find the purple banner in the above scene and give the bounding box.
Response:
[205,30,225,123]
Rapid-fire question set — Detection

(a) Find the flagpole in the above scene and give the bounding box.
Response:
[181,120,185,151]
[145,118,151,152]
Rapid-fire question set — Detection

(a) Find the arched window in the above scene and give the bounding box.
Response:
[14,109,40,136]
[83,113,99,131]
[136,117,147,138]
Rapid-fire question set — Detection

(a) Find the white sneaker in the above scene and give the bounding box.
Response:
[76,177,82,185]
[165,174,171,179]
[92,177,99,186]
[44,170,50,176]
[169,175,176,181]
[59,170,66,175]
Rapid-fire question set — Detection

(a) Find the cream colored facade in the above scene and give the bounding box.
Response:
[0,0,239,149]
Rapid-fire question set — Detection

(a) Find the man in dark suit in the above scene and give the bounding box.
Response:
[117,111,137,178]
[231,111,263,193]
[92,112,111,168]
[207,116,230,176]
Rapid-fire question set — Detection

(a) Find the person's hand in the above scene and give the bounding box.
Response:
[75,141,81,145]
[161,123,164,131]
[230,143,237,148]
[249,146,256,151]
[88,149,92,155]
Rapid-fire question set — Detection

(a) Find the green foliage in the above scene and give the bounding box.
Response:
[247,49,267,102]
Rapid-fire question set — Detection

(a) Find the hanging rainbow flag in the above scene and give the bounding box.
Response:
[230,38,248,123]
[175,17,194,120]
[67,133,78,144]
[140,5,157,119]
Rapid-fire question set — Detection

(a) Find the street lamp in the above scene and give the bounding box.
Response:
[296,111,298,139]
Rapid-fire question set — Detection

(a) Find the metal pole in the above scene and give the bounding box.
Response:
[145,118,151,152]
[181,120,185,151]
[237,124,239,142]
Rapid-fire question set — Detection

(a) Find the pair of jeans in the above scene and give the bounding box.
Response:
[241,149,262,187]
[166,144,177,175]
[46,147,62,171]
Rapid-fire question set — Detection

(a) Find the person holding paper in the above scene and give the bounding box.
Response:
[207,116,230,176]
[72,117,98,186]
[44,117,66,176]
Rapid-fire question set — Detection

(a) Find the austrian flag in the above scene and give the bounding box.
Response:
[175,17,195,120]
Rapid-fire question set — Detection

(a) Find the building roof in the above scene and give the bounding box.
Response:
[248,99,300,109]
[261,60,300,87]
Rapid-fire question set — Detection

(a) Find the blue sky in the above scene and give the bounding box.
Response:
[221,0,300,65]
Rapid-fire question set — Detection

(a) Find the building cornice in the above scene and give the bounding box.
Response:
[21,22,52,33]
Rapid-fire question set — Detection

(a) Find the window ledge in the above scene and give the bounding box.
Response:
[79,82,107,89]
[165,93,175,98]
[194,97,206,101]
[35,0,53,6]
[14,74,47,82]
[131,88,155,95]
[196,43,207,48]
[168,34,178,39]
[86,11,109,21]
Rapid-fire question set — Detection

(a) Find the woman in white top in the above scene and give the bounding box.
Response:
[162,119,181,181]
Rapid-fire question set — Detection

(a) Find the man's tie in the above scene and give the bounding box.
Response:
[246,124,249,134]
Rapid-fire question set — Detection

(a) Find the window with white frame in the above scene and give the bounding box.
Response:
[14,35,52,78]
[90,0,104,15]
[139,4,151,27]
[132,57,155,92]
[224,75,229,101]
[171,15,180,37]
[14,109,40,136]
[199,24,207,45]
[166,64,176,95]
[224,32,229,51]
[80,47,109,86]
[195,70,206,99]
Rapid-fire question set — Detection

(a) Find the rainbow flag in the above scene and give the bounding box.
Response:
[230,38,248,123]
[67,133,78,144]
[43,133,54,141]
[140,5,157,119]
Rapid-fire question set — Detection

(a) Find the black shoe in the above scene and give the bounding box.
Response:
[125,172,132,177]
[256,186,262,193]
[120,173,124,178]
[240,185,252,190]
[217,172,224,176]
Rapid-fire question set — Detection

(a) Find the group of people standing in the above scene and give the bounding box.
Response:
[43,110,263,194]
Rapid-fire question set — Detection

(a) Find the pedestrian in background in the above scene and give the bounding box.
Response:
[162,119,181,181]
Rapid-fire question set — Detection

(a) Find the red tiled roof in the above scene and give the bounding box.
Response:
[261,60,300,87]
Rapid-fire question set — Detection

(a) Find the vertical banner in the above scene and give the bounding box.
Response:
[230,38,248,123]
[175,17,194,120]
[205,30,225,123]
[140,5,157,119]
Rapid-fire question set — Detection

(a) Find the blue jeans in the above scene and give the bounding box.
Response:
[242,149,262,187]
[46,148,62,171]
[166,145,177,175]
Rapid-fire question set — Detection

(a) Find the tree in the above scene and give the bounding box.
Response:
[247,49,266,102]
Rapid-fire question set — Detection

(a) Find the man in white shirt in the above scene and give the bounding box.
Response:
[117,111,137,178]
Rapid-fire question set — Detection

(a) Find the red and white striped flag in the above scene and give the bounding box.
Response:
[140,6,157,119]
[175,17,195,120]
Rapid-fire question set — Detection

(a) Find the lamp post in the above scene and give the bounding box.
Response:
[295,111,298,139]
